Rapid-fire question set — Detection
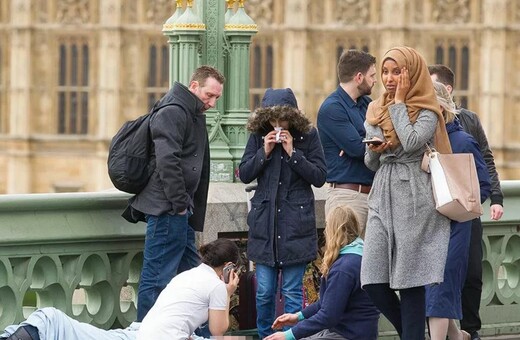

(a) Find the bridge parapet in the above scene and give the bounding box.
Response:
[0,182,519,338]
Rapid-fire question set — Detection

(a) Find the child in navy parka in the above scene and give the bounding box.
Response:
[239,88,326,338]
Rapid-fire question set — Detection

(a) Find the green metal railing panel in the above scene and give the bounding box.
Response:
[0,192,142,329]
[478,181,520,337]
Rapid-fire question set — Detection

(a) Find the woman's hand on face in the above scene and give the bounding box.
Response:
[225,269,239,296]
[264,130,278,157]
[394,67,410,104]
[280,130,294,156]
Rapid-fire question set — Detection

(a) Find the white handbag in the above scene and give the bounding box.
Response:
[421,145,482,222]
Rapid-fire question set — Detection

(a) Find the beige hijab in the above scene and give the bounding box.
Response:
[366,46,452,154]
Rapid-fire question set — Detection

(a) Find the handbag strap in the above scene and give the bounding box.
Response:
[422,143,437,173]
[425,143,436,154]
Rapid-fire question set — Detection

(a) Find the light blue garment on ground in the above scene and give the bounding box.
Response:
[1,307,139,340]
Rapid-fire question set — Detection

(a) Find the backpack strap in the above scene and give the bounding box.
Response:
[148,102,191,147]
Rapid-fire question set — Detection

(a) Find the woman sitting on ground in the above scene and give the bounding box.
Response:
[265,206,380,340]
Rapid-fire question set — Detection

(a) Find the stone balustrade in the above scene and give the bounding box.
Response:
[0,182,519,338]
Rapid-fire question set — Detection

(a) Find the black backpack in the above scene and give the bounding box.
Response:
[108,103,175,194]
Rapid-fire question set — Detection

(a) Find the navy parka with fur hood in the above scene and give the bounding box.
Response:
[239,88,327,267]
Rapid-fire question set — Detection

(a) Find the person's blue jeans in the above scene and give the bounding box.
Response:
[137,213,200,321]
[256,263,307,338]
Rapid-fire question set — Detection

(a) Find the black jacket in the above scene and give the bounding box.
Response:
[129,82,210,232]
[239,105,327,267]
[457,108,503,206]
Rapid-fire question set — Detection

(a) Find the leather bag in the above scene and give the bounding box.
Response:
[421,145,482,222]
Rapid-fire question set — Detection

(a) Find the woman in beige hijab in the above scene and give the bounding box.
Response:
[360,46,451,340]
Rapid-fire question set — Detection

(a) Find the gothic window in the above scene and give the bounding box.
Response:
[57,38,90,135]
[146,41,169,110]
[250,39,274,110]
[0,1,8,23]
[434,40,471,108]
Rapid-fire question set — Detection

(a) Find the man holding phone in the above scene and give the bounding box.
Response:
[317,49,377,235]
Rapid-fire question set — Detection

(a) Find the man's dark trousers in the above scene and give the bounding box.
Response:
[461,217,483,334]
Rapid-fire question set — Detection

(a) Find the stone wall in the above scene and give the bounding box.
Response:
[200,182,328,244]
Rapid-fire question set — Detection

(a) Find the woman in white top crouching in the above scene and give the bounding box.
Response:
[137,238,240,340]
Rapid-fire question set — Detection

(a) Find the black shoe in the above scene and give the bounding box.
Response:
[6,327,33,340]
[470,331,481,340]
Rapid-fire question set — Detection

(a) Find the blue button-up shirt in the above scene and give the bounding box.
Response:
[317,86,375,185]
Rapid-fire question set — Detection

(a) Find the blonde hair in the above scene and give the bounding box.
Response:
[432,80,457,123]
[320,206,360,277]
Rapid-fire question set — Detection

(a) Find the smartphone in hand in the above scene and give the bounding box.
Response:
[362,138,385,146]
[223,263,236,284]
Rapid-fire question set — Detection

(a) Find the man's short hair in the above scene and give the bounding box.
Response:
[428,64,455,88]
[191,65,226,86]
[337,50,376,83]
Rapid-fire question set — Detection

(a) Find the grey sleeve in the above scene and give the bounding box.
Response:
[364,122,382,171]
[389,103,438,153]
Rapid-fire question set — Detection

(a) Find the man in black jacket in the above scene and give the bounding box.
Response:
[129,65,225,321]
[429,64,504,340]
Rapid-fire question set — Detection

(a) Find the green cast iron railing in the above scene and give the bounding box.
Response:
[0,182,519,338]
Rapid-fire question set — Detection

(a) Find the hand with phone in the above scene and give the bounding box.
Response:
[223,263,236,284]
[222,263,240,296]
[363,137,392,153]
[362,137,385,146]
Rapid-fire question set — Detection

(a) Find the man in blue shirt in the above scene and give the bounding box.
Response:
[317,50,376,235]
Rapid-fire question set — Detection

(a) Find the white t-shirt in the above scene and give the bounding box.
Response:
[137,263,228,340]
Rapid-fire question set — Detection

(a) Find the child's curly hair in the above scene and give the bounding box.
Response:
[246,105,312,134]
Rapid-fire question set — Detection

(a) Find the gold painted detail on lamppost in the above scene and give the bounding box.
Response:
[225,0,257,31]
[226,0,236,9]
[172,23,206,30]
[163,0,185,31]
[224,23,258,31]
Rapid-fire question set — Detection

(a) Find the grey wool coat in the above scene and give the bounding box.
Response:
[360,103,451,289]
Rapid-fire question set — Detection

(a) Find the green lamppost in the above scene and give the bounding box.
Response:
[163,0,184,85]
[224,0,258,176]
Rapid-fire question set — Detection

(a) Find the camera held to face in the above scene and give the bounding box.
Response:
[275,127,283,143]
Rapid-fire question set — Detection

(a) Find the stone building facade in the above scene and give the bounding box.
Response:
[0,0,518,193]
